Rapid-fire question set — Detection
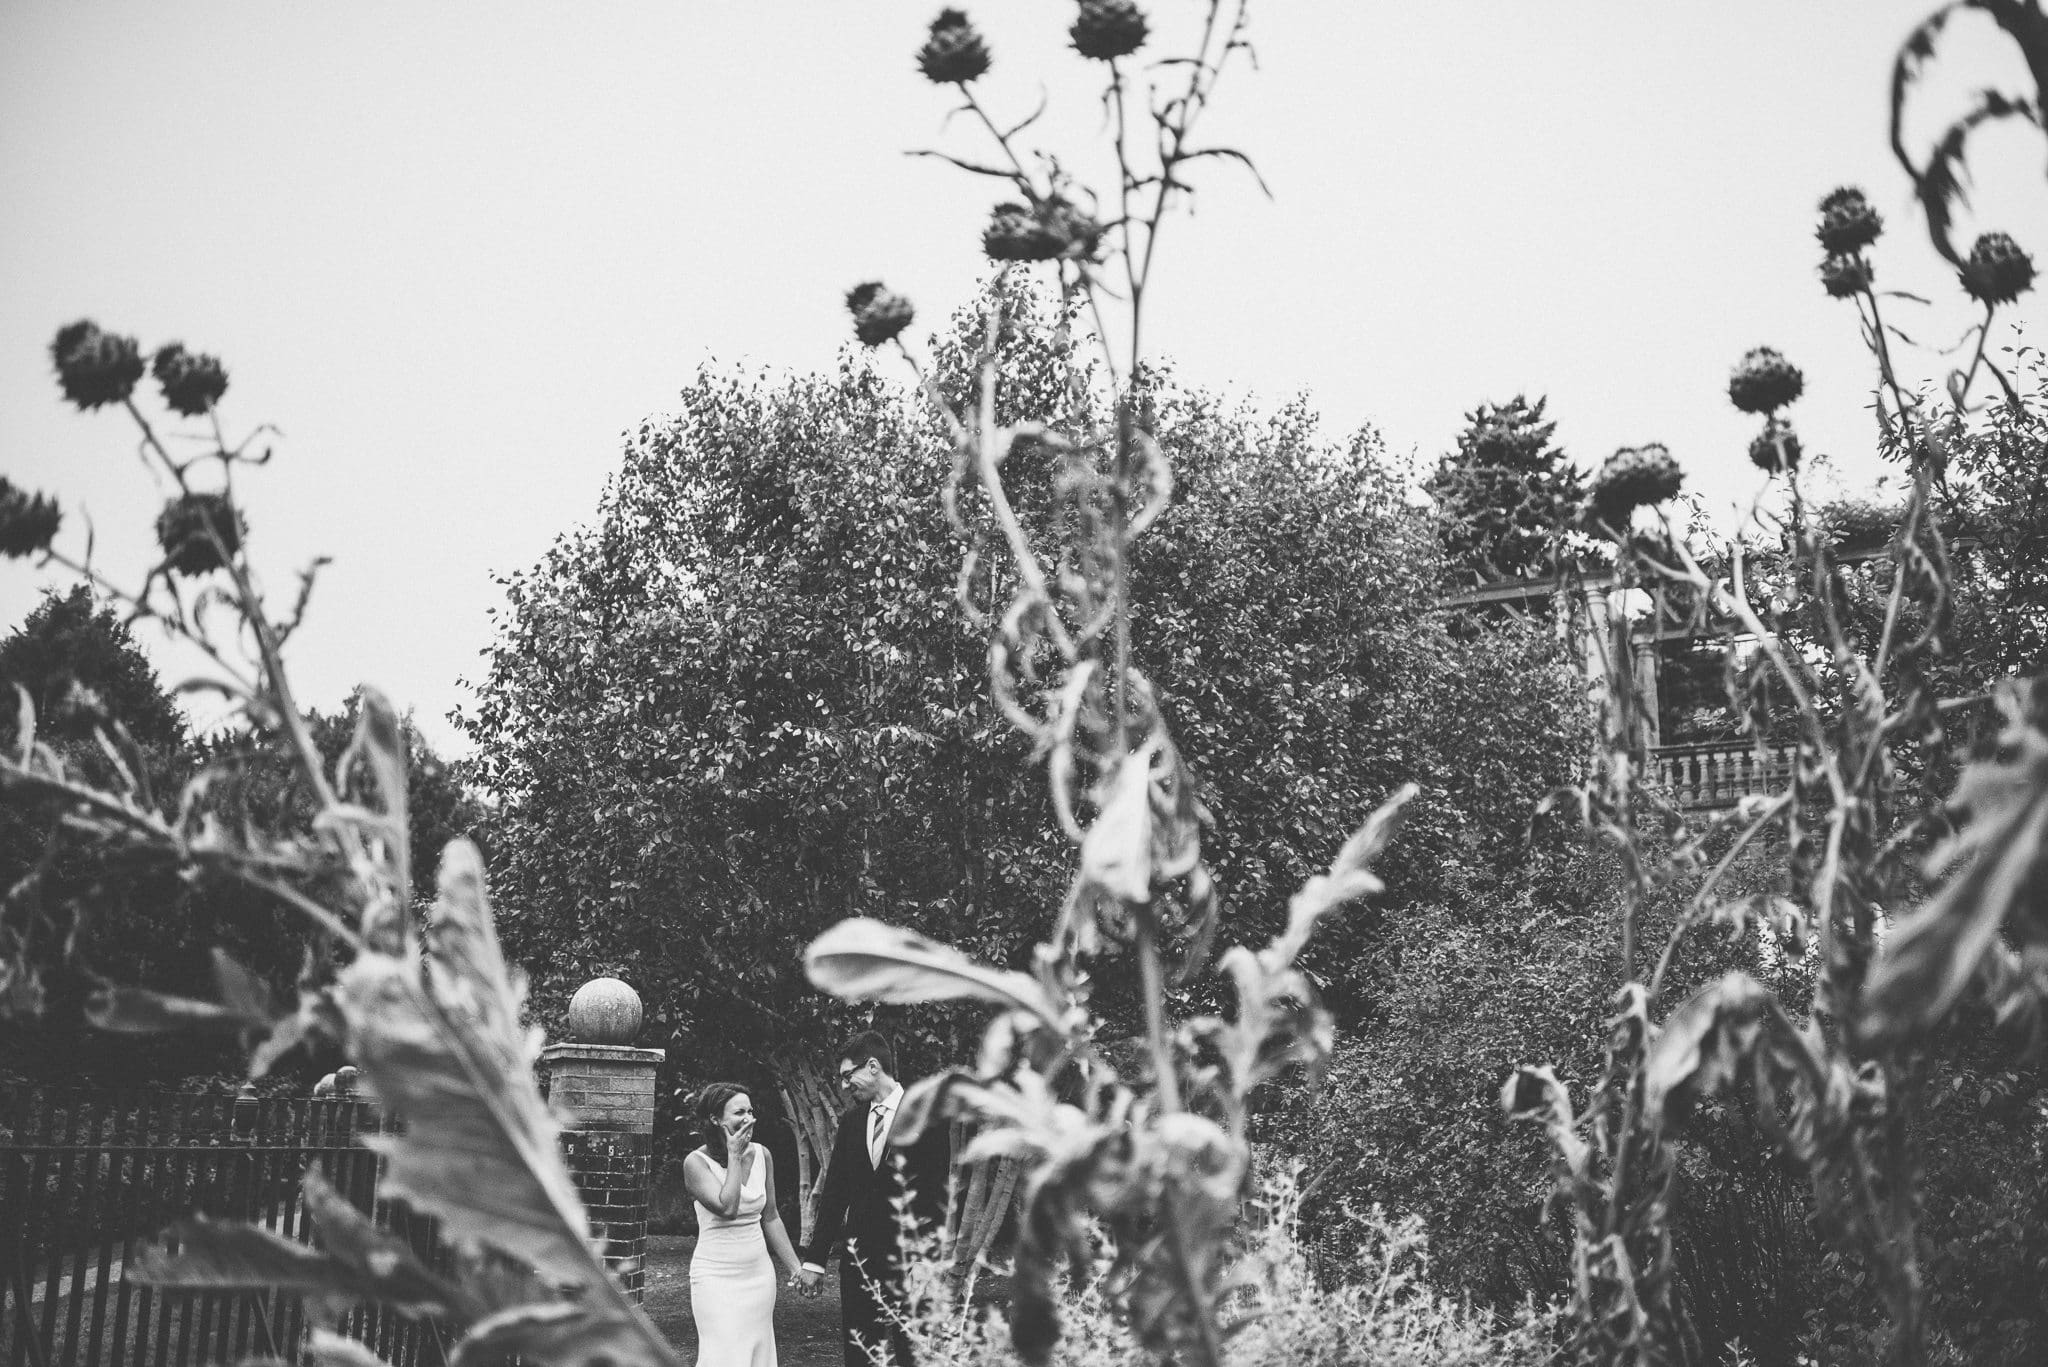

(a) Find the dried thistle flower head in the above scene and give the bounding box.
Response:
[982,198,1102,262]
[1959,231,2036,307]
[1588,443,1683,529]
[50,320,144,411]
[983,203,1062,261]
[151,343,230,417]
[1819,252,1872,299]
[1071,0,1149,60]
[845,282,916,347]
[1749,418,1802,474]
[0,477,61,560]
[1815,186,1882,255]
[917,8,991,84]
[154,490,244,576]
[1728,347,1804,414]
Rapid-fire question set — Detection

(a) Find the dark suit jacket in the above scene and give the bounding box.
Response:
[800,1096,951,1274]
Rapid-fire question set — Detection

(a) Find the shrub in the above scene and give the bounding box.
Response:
[890,1174,1555,1367]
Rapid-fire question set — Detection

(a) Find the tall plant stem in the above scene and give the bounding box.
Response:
[1111,397,1136,751]
[122,396,339,816]
[1136,912,1180,1114]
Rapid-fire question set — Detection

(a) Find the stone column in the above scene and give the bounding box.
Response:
[542,977,663,1302]
[1632,635,1662,750]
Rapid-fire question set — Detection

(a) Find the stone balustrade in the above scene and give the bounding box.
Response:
[1651,741,1797,808]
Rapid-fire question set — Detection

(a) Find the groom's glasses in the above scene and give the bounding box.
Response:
[837,1060,874,1089]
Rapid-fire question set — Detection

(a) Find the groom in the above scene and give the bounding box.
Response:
[797,1030,951,1367]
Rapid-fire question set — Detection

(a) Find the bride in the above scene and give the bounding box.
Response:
[683,1083,806,1367]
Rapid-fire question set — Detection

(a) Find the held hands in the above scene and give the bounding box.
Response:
[786,1266,824,1298]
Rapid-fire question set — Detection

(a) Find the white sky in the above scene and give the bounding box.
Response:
[3,2,2042,756]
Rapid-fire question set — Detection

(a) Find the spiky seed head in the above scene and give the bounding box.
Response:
[982,202,1062,262]
[845,283,915,348]
[1959,231,2036,307]
[1728,347,1804,414]
[1041,197,1103,260]
[982,198,1101,262]
[1071,0,1149,60]
[1815,187,1882,255]
[1748,419,1802,474]
[917,9,991,84]
[50,320,144,411]
[0,477,61,559]
[151,344,229,417]
[1588,443,1684,530]
[154,491,244,576]
[1818,253,1872,299]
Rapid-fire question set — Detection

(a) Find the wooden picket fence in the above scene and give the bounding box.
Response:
[0,1084,449,1367]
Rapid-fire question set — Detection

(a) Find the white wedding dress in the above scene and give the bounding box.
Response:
[690,1144,777,1367]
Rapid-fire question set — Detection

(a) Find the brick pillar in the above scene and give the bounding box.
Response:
[543,1041,664,1301]
[544,976,660,1300]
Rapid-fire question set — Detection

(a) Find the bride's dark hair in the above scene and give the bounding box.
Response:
[693,1082,750,1155]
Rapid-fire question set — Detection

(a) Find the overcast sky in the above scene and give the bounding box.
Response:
[3,2,2041,755]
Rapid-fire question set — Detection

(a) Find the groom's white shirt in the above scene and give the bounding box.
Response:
[867,1082,903,1166]
[802,1082,904,1277]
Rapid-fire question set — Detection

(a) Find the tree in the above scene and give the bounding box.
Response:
[0,588,241,1077]
[1942,348,2048,691]
[1,585,186,756]
[463,340,1072,1228]
[199,689,488,905]
[463,282,1592,1231]
[1427,395,1585,583]
[1128,384,1591,1017]
[1,587,484,1081]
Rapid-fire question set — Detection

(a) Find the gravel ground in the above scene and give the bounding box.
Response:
[641,1235,848,1367]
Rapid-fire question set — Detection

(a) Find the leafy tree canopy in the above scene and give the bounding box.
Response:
[463,281,1591,1080]
[2,585,185,756]
[0,589,483,1079]
[1427,395,1585,583]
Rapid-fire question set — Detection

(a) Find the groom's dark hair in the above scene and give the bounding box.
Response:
[837,1029,894,1076]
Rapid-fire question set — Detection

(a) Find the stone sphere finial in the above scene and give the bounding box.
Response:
[567,976,643,1045]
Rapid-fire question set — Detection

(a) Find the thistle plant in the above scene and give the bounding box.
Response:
[1506,11,2046,1364]
[2,328,685,1367]
[799,6,1418,1366]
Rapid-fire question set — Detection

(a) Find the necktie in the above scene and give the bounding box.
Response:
[868,1103,887,1167]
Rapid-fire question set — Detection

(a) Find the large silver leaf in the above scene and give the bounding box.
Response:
[84,985,244,1034]
[1078,747,1155,904]
[805,918,1065,1032]
[334,840,682,1367]
[1642,971,1774,1126]
[131,1217,454,1314]
[1273,784,1418,964]
[1863,783,2048,1045]
[323,684,407,950]
[1864,686,2048,1045]
[304,1329,395,1367]
[337,847,589,1285]
[424,830,529,1064]
[301,1168,468,1318]
[87,949,277,1041]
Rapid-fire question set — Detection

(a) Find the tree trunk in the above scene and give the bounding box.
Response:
[951,1154,1021,1276]
[774,1052,841,1245]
